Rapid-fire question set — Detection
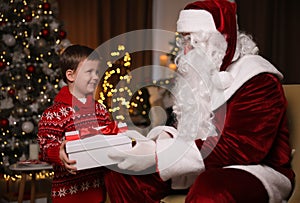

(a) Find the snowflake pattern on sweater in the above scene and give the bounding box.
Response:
[52,178,103,198]
[38,86,111,200]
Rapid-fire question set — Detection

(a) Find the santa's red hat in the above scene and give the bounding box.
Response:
[177,0,237,71]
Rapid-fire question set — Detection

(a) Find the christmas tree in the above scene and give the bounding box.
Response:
[0,0,70,175]
[167,32,180,63]
[97,45,151,127]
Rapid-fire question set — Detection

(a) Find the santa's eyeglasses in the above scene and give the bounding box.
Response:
[176,34,192,47]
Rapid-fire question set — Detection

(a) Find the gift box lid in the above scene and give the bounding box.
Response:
[66,133,132,153]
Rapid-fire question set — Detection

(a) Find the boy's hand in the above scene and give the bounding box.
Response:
[59,140,77,174]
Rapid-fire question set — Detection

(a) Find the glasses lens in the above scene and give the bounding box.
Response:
[176,34,192,47]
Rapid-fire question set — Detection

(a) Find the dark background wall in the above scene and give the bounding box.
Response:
[236,0,300,84]
[57,0,300,84]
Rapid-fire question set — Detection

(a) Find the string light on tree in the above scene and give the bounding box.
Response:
[97,45,151,126]
[168,32,181,62]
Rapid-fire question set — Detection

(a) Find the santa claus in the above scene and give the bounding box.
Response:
[106,1,294,202]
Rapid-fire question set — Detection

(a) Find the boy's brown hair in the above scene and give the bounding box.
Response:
[59,44,99,83]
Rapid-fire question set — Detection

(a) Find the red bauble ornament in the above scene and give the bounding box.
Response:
[0,61,5,70]
[41,28,50,37]
[0,21,6,27]
[23,5,29,11]
[58,30,67,39]
[42,2,51,11]
[0,118,9,128]
[25,15,32,22]
[8,88,15,96]
[26,65,35,73]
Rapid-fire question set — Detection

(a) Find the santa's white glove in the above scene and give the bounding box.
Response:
[108,130,156,171]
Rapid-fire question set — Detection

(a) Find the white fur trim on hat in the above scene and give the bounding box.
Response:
[177,10,217,33]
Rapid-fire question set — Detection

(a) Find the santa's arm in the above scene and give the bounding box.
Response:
[197,73,289,168]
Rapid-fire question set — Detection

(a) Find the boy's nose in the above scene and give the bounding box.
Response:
[93,72,99,79]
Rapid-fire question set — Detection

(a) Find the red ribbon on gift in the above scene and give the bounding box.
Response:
[100,121,119,135]
[65,121,128,141]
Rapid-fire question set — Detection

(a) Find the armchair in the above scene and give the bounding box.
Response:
[283,84,300,203]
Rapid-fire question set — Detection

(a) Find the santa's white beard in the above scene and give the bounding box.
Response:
[173,48,217,140]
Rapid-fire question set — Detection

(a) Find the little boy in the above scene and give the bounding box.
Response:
[38,45,112,203]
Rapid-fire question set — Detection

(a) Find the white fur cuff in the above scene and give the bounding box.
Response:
[156,138,205,188]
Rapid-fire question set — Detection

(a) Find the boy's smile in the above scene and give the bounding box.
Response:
[70,59,100,99]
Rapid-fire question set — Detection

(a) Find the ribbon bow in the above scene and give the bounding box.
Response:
[65,122,128,141]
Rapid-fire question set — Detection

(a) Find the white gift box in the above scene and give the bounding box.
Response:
[65,132,132,170]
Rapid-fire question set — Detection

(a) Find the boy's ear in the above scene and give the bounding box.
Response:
[66,69,75,82]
